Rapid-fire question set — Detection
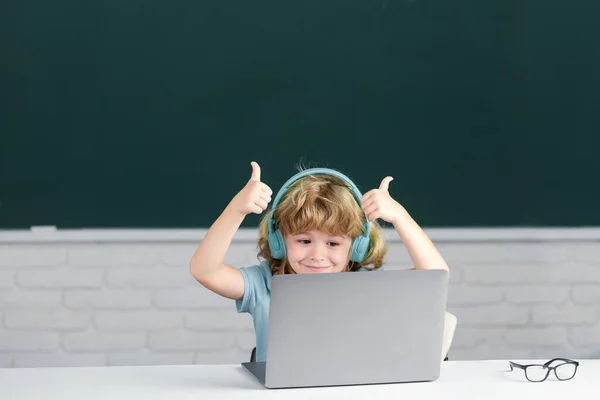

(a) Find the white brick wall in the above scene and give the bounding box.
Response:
[0,228,599,368]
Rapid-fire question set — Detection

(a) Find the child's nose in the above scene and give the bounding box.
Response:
[309,244,326,260]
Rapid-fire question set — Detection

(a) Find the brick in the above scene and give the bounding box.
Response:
[448,346,540,361]
[0,331,60,351]
[568,243,600,264]
[195,348,250,365]
[507,243,569,264]
[17,268,104,289]
[448,305,529,326]
[94,311,183,331]
[571,284,600,304]
[153,287,231,309]
[434,243,509,264]
[0,290,61,309]
[148,331,235,351]
[4,310,91,330]
[0,245,66,267]
[563,265,600,283]
[568,347,600,359]
[108,350,195,366]
[0,354,13,367]
[525,347,573,360]
[106,266,195,289]
[185,310,254,331]
[569,325,600,347]
[438,348,477,361]
[62,332,146,351]
[447,286,503,307]
[531,303,599,325]
[504,286,569,304]
[0,271,15,288]
[13,352,107,367]
[64,289,152,310]
[166,243,260,268]
[449,268,464,284]
[506,346,565,360]
[224,243,261,267]
[450,327,504,349]
[384,245,413,265]
[68,244,159,267]
[464,265,564,284]
[160,244,198,267]
[505,327,568,346]
[235,331,257,351]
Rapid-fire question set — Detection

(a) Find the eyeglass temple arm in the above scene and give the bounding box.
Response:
[509,361,526,371]
[544,358,579,367]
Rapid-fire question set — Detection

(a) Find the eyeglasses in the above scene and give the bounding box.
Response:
[509,358,579,382]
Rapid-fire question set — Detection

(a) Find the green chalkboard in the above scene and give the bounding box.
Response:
[1,0,599,228]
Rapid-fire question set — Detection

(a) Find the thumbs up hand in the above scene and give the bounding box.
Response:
[230,162,273,216]
[361,176,404,224]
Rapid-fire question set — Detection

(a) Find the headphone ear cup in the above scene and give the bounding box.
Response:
[268,229,287,259]
[350,235,370,263]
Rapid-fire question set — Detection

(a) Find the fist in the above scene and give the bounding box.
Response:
[230,161,273,216]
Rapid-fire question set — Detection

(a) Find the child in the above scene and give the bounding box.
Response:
[190,162,449,362]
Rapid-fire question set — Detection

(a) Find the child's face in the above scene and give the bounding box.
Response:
[284,230,352,274]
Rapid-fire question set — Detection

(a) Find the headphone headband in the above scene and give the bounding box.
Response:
[267,168,371,237]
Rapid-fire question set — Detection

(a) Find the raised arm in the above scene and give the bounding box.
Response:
[362,176,449,271]
[190,162,272,299]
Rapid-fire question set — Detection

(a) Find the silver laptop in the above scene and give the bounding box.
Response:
[242,269,449,389]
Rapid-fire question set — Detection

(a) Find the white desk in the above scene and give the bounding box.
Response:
[1,360,598,399]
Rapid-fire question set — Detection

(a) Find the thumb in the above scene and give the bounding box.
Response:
[249,161,261,182]
[379,176,393,192]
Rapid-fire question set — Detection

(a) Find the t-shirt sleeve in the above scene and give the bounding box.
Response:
[235,263,269,314]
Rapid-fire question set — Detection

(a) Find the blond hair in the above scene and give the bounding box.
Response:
[257,172,387,275]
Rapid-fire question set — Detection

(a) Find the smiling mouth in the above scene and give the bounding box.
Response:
[304,265,331,270]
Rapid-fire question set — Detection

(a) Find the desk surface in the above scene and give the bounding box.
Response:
[1,360,599,399]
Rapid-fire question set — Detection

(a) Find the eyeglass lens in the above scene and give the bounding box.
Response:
[554,363,577,380]
[525,363,577,382]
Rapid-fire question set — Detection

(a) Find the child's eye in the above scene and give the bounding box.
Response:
[298,239,311,244]
[327,242,340,247]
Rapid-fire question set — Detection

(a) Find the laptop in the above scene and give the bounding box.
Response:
[242,269,449,389]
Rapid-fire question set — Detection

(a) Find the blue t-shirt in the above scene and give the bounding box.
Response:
[235,261,272,362]
[235,261,380,362]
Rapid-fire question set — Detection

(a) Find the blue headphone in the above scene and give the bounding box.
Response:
[267,168,371,263]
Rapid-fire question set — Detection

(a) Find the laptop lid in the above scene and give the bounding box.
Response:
[264,269,448,388]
